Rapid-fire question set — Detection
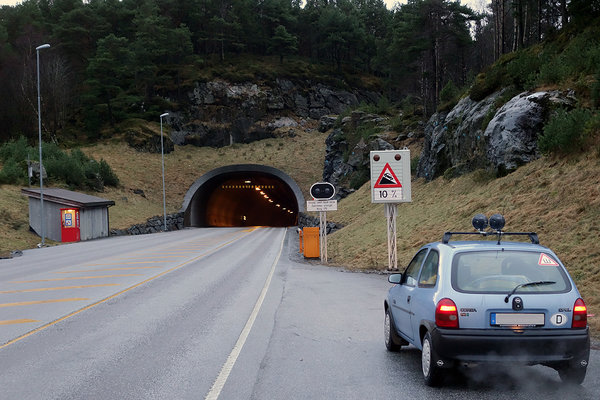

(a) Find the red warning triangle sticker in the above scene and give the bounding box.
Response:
[374,163,402,188]
[538,253,559,266]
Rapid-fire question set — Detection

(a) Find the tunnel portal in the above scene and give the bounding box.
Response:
[181,165,305,227]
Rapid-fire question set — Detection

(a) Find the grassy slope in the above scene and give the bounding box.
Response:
[329,149,600,336]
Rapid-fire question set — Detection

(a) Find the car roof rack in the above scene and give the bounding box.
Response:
[442,214,539,245]
[442,231,539,245]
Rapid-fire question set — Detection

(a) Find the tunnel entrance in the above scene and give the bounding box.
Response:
[181,164,305,227]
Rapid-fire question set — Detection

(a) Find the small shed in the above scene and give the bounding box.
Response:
[21,188,115,242]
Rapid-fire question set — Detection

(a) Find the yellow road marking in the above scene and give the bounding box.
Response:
[55,267,160,273]
[0,298,89,308]
[83,261,157,266]
[0,319,39,326]
[141,252,197,255]
[0,228,257,350]
[0,284,120,294]
[112,256,188,260]
[10,274,143,283]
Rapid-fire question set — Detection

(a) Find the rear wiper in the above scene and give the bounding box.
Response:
[504,281,556,303]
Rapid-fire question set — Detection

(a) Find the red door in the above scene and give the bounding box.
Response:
[61,208,80,242]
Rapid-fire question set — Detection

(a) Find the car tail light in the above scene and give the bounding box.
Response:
[436,298,459,328]
[572,298,587,328]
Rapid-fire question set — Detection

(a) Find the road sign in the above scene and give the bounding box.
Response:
[306,200,338,212]
[370,149,411,203]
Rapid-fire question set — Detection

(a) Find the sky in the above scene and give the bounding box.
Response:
[0,1,490,12]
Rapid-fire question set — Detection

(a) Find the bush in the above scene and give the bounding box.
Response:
[0,160,26,184]
[440,80,459,104]
[505,50,541,89]
[0,137,120,191]
[99,159,120,187]
[538,108,593,153]
[593,70,600,109]
[438,80,461,111]
[470,67,505,101]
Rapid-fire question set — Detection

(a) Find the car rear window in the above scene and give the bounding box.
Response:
[451,250,571,293]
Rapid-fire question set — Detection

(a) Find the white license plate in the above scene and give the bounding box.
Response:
[490,313,545,326]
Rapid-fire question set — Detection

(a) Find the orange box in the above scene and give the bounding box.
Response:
[303,227,320,258]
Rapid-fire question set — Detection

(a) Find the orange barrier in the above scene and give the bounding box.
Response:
[302,227,320,258]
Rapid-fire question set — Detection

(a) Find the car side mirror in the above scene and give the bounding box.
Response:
[388,274,402,284]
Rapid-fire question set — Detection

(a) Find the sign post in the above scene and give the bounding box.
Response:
[370,149,412,271]
[308,182,337,263]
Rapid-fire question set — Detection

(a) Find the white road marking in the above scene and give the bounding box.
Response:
[205,230,285,400]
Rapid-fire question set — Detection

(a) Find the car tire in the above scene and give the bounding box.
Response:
[557,363,587,385]
[421,332,443,387]
[384,308,401,351]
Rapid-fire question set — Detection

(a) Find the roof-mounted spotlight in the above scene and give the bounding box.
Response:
[489,214,505,231]
[472,214,488,232]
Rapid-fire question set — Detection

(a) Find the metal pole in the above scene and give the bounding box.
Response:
[36,43,50,247]
[160,112,169,231]
[386,203,398,271]
[319,211,327,263]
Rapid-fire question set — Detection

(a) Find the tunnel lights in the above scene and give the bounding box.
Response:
[276,204,281,207]
[255,187,260,191]
[269,199,273,203]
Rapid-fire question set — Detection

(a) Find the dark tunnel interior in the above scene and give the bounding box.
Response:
[185,171,299,227]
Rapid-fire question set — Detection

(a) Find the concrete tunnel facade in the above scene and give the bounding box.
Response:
[180,164,305,227]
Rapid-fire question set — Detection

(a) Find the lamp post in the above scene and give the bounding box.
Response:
[160,112,169,232]
[36,43,50,247]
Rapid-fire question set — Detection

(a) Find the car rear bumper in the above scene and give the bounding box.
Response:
[431,327,590,365]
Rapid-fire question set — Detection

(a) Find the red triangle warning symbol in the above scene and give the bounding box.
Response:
[374,163,402,188]
[538,253,559,266]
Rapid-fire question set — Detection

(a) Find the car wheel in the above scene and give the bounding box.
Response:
[384,308,400,351]
[422,332,442,387]
[557,363,587,385]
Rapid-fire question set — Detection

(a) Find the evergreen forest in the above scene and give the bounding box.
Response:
[0,0,599,145]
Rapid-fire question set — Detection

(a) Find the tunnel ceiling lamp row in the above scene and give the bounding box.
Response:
[248,183,293,213]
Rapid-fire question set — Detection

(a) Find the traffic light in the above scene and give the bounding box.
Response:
[310,182,335,200]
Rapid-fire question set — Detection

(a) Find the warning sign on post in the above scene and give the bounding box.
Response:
[370,150,411,203]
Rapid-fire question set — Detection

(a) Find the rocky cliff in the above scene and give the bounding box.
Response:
[161,79,379,148]
[417,89,577,180]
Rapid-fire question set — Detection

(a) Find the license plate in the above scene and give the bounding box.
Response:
[490,313,545,327]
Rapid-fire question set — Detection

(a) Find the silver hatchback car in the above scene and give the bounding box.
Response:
[384,214,590,386]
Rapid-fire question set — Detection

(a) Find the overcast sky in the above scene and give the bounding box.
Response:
[0,1,490,11]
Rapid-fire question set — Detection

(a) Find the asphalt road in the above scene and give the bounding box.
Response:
[0,227,597,400]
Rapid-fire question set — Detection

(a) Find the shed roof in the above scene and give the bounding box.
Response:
[21,188,115,208]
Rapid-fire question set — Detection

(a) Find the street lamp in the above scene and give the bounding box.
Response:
[36,43,50,247]
[160,112,169,232]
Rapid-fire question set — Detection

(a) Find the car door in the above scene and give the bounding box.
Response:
[390,248,428,341]
[410,249,440,341]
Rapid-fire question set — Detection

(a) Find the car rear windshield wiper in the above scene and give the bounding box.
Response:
[504,281,556,303]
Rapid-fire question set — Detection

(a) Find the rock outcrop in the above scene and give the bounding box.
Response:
[164,79,379,148]
[321,111,395,199]
[417,90,577,180]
